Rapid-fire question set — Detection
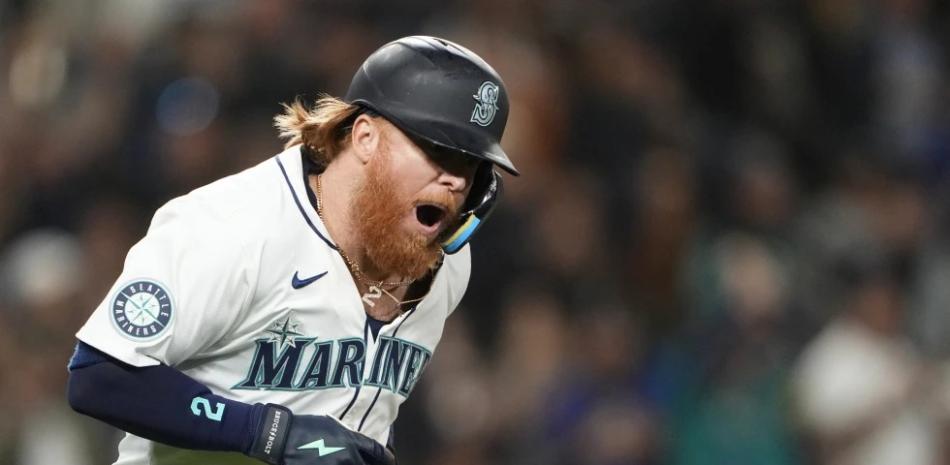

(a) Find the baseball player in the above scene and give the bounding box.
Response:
[66,36,517,465]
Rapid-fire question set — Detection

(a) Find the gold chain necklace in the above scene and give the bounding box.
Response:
[360,284,427,309]
[314,174,419,313]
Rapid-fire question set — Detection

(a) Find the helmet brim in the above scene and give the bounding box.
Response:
[352,99,520,176]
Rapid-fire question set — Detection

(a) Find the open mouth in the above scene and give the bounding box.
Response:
[415,203,447,231]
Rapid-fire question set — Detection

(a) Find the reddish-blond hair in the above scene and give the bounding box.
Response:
[273,95,363,165]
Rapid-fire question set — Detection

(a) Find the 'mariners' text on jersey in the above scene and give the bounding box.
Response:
[233,336,432,397]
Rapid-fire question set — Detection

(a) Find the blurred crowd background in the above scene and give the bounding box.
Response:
[5,0,950,464]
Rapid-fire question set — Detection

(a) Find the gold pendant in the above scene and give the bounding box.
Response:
[361,285,383,307]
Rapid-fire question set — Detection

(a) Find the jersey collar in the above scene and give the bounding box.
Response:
[274,145,337,250]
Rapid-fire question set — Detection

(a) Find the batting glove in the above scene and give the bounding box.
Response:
[246,404,396,465]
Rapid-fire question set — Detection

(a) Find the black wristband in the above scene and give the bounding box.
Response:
[248,404,294,465]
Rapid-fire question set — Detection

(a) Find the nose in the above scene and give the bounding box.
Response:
[438,169,468,193]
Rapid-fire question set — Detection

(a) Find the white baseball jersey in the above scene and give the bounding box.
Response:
[76,145,471,465]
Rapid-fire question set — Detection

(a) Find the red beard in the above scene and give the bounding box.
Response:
[351,146,459,280]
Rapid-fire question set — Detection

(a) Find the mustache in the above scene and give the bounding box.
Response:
[412,191,462,217]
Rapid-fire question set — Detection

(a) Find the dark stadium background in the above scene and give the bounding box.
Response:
[4,1,950,464]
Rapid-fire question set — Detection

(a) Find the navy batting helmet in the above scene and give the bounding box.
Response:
[344,35,518,176]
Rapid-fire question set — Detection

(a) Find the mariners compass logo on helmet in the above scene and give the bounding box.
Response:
[470,81,500,127]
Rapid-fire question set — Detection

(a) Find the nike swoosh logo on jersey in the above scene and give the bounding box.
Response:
[298,438,345,457]
[291,271,328,289]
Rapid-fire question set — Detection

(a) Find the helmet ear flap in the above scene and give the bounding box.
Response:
[441,164,502,254]
[463,162,496,211]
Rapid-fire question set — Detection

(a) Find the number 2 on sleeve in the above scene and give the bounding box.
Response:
[190,397,225,422]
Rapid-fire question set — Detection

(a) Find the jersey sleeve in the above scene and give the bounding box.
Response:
[76,195,260,368]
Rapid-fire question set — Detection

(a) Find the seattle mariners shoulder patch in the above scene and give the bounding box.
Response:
[111,280,174,340]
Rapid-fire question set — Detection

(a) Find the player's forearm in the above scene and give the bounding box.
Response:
[66,341,396,465]
[67,341,259,453]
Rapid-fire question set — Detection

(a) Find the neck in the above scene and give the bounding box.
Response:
[312,160,398,283]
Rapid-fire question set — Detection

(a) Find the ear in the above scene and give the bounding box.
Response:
[350,114,380,164]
